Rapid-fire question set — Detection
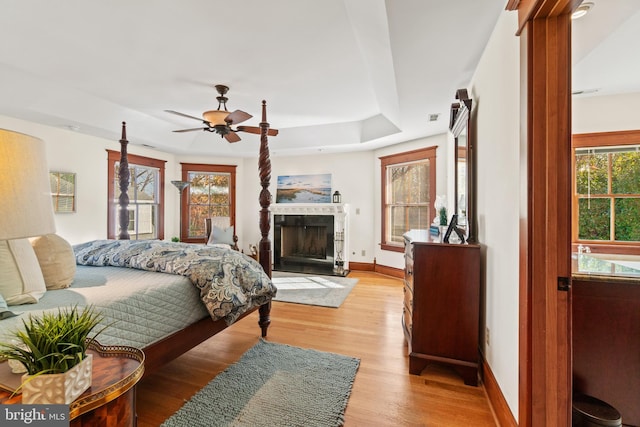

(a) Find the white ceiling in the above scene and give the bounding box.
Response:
[0,1,637,157]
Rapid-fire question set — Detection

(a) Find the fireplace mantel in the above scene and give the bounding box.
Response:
[271,203,349,275]
[271,203,349,216]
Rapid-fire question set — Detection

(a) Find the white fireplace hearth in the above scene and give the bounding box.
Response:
[271,203,349,274]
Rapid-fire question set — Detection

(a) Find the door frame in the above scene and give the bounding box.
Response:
[507,1,576,425]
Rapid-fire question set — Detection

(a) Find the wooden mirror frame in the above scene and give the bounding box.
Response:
[449,88,476,244]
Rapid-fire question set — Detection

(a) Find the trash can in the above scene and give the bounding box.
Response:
[573,394,622,427]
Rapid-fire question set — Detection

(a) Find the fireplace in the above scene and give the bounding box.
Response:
[271,203,349,276]
[274,215,334,274]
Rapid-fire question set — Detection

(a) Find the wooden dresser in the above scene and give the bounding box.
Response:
[402,231,481,386]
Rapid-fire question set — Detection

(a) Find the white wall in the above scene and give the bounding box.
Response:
[469,10,520,420]
[573,91,640,133]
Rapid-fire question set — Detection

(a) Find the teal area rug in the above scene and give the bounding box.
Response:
[161,339,360,427]
[271,272,358,308]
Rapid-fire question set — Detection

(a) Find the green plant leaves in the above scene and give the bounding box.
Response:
[0,305,106,375]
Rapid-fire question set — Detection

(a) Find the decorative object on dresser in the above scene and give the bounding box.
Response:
[403,230,480,386]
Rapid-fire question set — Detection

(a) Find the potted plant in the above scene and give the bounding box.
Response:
[0,305,106,404]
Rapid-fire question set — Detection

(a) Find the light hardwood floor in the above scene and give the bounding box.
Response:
[136,271,498,426]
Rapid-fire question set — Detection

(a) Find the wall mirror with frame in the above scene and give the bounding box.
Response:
[449,89,476,243]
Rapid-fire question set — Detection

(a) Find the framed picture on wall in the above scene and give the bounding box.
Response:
[276,173,332,203]
[49,171,76,213]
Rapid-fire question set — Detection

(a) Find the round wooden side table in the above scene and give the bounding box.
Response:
[0,341,145,427]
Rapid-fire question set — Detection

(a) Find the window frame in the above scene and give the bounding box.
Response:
[379,146,437,252]
[180,163,237,244]
[107,150,166,240]
[572,130,640,254]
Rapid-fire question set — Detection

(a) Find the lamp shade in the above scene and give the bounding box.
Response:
[0,129,56,240]
[202,110,229,126]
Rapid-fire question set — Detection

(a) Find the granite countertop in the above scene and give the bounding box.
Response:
[572,253,640,284]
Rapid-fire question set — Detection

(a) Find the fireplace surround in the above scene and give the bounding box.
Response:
[271,203,349,276]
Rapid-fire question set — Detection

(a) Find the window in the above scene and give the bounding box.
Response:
[180,163,236,242]
[573,130,640,250]
[49,171,76,213]
[107,150,166,240]
[379,147,437,252]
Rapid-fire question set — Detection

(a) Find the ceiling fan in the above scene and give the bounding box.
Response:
[166,84,278,143]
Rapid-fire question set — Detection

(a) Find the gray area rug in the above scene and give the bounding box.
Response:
[161,339,360,427]
[271,272,358,308]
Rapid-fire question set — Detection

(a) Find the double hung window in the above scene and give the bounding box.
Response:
[107,151,165,240]
[380,147,437,252]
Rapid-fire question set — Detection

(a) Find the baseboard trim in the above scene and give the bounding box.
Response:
[482,356,517,427]
[349,262,404,278]
[348,261,374,271]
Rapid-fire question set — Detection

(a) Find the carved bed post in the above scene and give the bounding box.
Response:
[118,122,131,240]
[257,100,273,337]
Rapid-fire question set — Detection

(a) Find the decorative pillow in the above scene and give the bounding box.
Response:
[207,226,235,246]
[30,234,76,290]
[0,239,47,305]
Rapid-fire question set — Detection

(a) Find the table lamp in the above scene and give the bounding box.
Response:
[0,129,56,240]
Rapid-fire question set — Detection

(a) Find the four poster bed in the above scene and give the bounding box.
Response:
[111,100,277,375]
[0,102,277,378]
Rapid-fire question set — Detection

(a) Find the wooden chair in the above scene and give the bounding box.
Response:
[204,217,239,251]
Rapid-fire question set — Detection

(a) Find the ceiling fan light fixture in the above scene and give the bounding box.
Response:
[202,109,229,126]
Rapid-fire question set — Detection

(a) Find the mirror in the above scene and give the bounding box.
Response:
[449,89,476,243]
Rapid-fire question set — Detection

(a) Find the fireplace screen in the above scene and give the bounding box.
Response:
[273,214,334,274]
[281,225,327,259]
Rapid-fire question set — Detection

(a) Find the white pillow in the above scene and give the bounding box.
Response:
[0,239,47,305]
[207,226,235,246]
[30,234,76,289]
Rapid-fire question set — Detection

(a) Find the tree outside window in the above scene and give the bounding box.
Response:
[107,150,166,240]
[180,163,236,242]
[573,130,640,250]
[380,147,437,252]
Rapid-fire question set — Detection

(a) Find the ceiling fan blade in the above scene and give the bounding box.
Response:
[237,125,279,136]
[225,110,252,125]
[224,131,242,143]
[165,110,208,123]
[173,127,207,133]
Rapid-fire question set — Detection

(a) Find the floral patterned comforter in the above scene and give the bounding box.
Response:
[73,240,276,324]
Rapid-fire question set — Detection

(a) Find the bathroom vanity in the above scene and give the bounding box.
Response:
[572,253,640,426]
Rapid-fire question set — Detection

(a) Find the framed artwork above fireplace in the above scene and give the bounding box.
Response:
[276,173,332,203]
